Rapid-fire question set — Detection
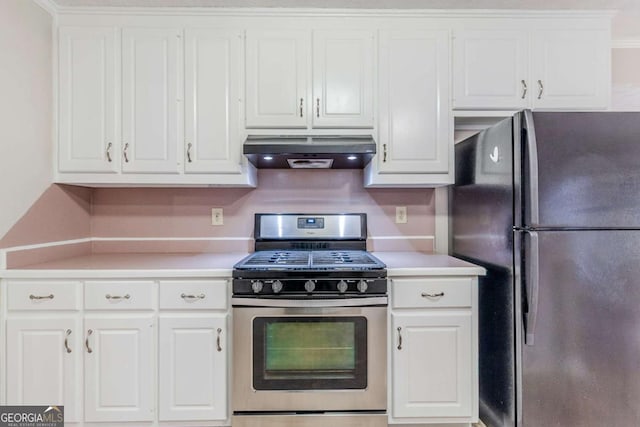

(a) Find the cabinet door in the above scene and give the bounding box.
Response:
[122,28,182,173]
[391,312,473,418]
[378,30,449,174]
[6,317,82,422]
[58,26,118,173]
[245,30,309,128]
[185,29,242,174]
[312,30,374,128]
[84,316,154,422]
[453,29,529,109]
[532,29,610,110]
[158,315,228,421]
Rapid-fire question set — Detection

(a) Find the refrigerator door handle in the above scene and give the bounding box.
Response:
[523,109,540,226]
[524,230,540,346]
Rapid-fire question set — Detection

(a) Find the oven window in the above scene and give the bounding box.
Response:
[253,316,367,390]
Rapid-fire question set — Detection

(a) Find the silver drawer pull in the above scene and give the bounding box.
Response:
[105,294,131,300]
[216,328,223,352]
[86,329,93,353]
[397,327,402,350]
[421,292,445,299]
[64,329,72,354]
[181,293,205,300]
[29,294,54,300]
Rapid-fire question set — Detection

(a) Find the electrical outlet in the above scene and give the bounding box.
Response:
[396,206,407,224]
[211,208,224,226]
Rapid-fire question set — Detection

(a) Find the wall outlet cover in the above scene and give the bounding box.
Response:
[211,208,224,226]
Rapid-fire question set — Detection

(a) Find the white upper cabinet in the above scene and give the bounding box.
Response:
[378,29,449,174]
[453,26,610,110]
[58,26,118,173]
[365,29,451,187]
[312,30,374,128]
[453,29,529,109]
[532,29,610,110]
[184,28,243,174]
[245,30,309,128]
[245,29,374,129]
[122,28,182,174]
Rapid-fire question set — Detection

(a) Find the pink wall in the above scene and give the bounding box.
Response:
[0,184,92,249]
[1,171,435,257]
[0,0,53,240]
[91,170,435,240]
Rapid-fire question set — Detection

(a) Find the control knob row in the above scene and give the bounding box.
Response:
[252,280,284,294]
[251,279,369,294]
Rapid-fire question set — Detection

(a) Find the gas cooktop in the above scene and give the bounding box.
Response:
[234,250,385,271]
[232,214,387,297]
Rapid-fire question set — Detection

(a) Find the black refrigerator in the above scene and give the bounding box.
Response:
[450,110,640,427]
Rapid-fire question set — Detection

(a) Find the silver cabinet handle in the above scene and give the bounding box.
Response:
[29,294,54,300]
[537,80,544,99]
[396,326,402,350]
[85,329,93,353]
[299,98,304,117]
[216,328,222,352]
[181,293,205,300]
[316,98,320,118]
[123,143,130,163]
[521,79,527,99]
[383,144,387,162]
[105,294,130,300]
[106,142,113,162]
[421,292,445,299]
[64,329,72,354]
[186,142,193,163]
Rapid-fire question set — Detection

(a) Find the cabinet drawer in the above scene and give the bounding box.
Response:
[159,280,228,310]
[85,281,156,310]
[7,281,81,311]
[392,278,472,308]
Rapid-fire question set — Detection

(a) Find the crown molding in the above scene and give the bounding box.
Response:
[33,0,58,16]
[612,39,640,49]
[52,6,616,19]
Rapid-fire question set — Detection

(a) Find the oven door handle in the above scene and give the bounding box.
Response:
[231,297,388,308]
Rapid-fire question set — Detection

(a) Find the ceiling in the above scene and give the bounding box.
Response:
[50,0,640,38]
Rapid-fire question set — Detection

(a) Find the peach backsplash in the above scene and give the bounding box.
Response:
[91,170,435,240]
[1,170,435,266]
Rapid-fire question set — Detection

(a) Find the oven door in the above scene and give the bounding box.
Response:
[232,298,387,412]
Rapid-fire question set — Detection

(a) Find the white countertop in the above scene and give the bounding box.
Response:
[372,252,486,276]
[0,251,484,279]
[0,252,250,279]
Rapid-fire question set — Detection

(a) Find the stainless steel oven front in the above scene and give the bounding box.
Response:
[232,298,387,416]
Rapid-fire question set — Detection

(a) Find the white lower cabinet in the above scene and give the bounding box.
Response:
[6,317,82,423]
[2,278,230,426]
[392,312,473,418]
[157,280,228,421]
[84,316,155,422]
[159,315,228,421]
[389,276,478,424]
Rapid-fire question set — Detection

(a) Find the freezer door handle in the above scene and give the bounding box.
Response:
[523,109,540,226]
[524,230,540,346]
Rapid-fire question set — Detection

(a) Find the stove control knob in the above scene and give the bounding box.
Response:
[272,280,283,294]
[357,280,369,293]
[337,280,348,293]
[251,280,264,294]
[304,280,315,293]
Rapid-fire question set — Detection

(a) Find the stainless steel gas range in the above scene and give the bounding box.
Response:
[231,213,388,427]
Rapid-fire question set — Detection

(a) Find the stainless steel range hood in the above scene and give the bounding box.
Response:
[243,135,376,169]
